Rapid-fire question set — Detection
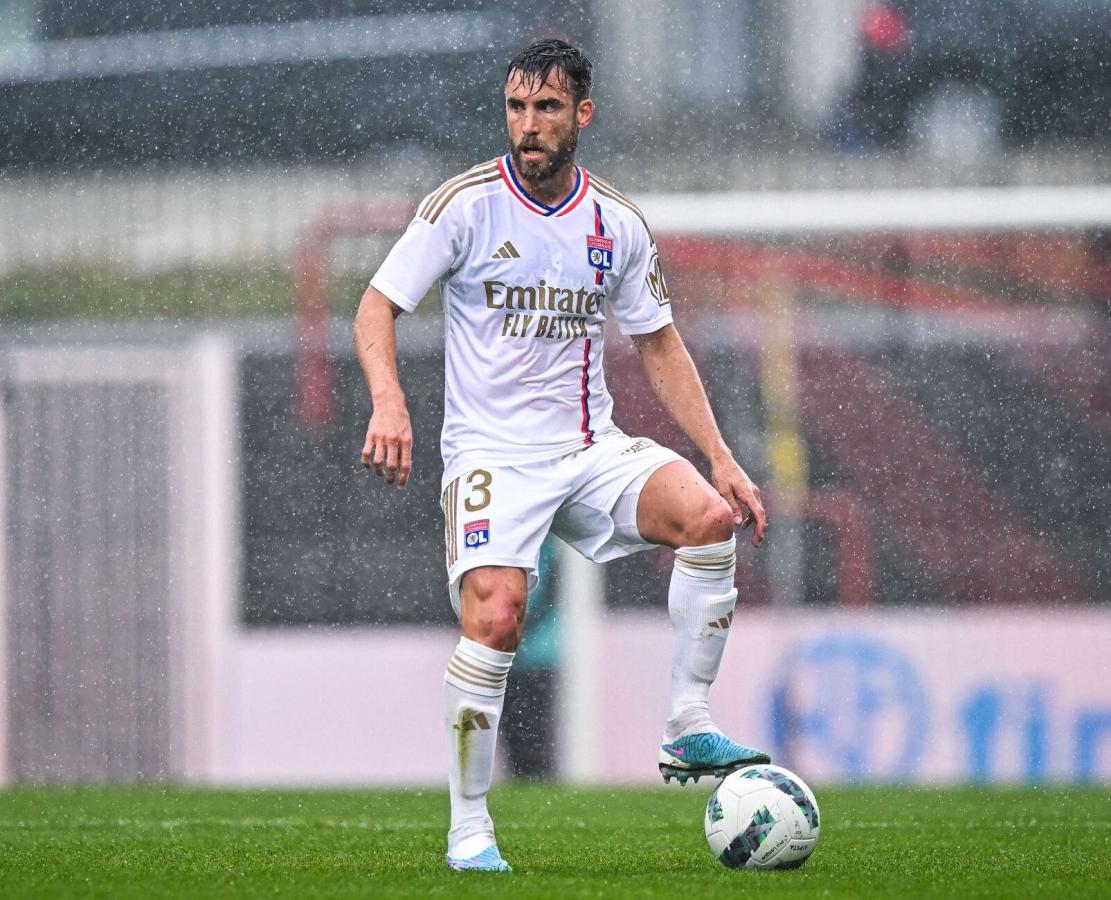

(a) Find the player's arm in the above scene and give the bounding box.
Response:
[631,323,767,546]
[353,284,412,487]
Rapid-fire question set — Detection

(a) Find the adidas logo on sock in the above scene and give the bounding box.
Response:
[708,610,734,629]
[455,710,492,731]
[491,240,520,259]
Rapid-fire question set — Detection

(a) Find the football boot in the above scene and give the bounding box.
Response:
[659,732,771,785]
[446,844,512,872]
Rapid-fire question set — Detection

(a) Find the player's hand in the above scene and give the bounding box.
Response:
[361,397,413,487]
[711,457,767,548]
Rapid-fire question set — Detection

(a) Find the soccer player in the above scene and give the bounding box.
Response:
[354,38,769,873]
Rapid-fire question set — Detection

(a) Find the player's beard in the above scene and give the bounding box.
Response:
[510,127,579,186]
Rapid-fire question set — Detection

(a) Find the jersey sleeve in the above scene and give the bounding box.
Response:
[369,201,465,312]
[608,218,674,336]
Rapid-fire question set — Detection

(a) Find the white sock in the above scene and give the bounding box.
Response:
[663,537,738,742]
[443,636,515,859]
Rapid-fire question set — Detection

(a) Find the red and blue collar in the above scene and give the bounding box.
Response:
[498,154,590,217]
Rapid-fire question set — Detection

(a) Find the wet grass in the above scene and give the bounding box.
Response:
[0,784,1106,898]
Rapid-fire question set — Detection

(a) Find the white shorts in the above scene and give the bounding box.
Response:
[440,431,686,616]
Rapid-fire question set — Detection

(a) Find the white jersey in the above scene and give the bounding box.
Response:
[370,154,673,483]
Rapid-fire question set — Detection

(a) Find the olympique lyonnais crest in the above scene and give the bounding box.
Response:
[464,519,490,548]
[586,234,614,273]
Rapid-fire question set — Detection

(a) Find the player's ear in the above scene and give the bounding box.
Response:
[577,98,594,130]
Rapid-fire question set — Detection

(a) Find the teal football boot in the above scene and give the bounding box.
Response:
[659,733,771,785]
[446,844,512,872]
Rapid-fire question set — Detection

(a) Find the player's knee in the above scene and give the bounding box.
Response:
[683,498,735,546]
[485,602,524,650]
[461,568,527,651]
[470,596,524,651]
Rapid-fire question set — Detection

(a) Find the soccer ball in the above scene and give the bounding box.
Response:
[704,765,820,870]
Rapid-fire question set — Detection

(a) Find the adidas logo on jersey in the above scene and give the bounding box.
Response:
[491,241,520,260]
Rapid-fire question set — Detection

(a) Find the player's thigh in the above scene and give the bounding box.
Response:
[442,462,561,616]
[635,460,734,549]
[459,565,528,607]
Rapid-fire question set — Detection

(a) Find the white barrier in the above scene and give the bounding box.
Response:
[217,608,1111,786]
[600,609,1111,784]
[226,628,456,785]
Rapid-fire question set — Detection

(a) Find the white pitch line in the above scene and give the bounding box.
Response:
[838,820,1110,829]
[0,818,1104,831]
[0,817,603,831]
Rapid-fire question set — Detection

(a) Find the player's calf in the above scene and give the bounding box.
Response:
[659,535,769,783]
[443,637,515,867]
[665,536,739,739]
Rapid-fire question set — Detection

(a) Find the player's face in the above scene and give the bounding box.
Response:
[505,68,593,184]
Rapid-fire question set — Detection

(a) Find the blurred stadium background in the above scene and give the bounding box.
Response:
[1,1,1109,788]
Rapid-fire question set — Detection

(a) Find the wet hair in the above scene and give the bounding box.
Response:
[506,38,593,104]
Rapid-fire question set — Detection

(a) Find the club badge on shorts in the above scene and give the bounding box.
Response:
[586,234,613,274]
[464,519,490,549]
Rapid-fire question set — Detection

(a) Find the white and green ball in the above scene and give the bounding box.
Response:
[704,765,820,870]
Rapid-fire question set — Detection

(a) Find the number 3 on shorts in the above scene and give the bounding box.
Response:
[464,469,492,512]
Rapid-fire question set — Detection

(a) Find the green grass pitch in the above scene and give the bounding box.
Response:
[0,784,1107,898]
